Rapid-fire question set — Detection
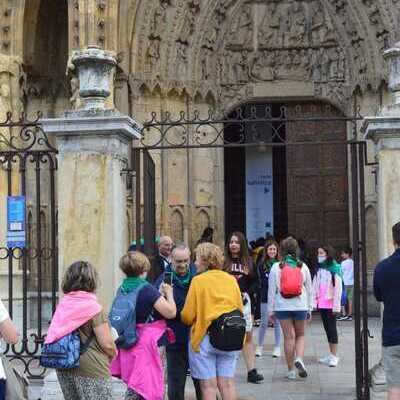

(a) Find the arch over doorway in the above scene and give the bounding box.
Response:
[22,0,69,116]
[125,0,396,114]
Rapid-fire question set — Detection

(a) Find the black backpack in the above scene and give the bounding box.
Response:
[208,309,246,351]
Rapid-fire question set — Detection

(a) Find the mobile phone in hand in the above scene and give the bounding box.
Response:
[164,271,173,285]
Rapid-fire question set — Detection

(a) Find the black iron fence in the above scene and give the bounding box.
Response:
[0,113,58,378]
[138,103,373,400]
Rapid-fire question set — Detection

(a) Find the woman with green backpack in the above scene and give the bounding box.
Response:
[313,244,343,368]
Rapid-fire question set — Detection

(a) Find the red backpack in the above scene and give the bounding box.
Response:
[280,261,303,298]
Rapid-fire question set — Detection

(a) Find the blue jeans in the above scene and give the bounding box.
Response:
[275,310,308,320]
[258,302,282,347]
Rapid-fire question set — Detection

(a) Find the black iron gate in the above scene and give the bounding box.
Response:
[0,113,57,378]
[133,148,156,256]
[351,141,375,400]
[137,103,372,399]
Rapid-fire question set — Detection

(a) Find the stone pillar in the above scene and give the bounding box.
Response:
[42,47,141,308]
[362,41,400,400]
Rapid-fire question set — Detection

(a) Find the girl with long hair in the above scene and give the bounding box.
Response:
[255,240,282,358]
[268,237,313,380]
[224,231,263,384]
[313,244,343,368]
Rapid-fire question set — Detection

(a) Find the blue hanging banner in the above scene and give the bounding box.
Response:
[7,196,26,248]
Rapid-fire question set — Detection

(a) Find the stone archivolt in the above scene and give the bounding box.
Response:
[129,0,399,111]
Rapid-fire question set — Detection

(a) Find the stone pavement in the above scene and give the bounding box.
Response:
[185,316,382,400]
[34,316,382,399]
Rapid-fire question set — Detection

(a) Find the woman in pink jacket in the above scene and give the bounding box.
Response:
[313,245,343,368]
[111,252,177,400]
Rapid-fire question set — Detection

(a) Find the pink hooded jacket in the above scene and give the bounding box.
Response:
[111,319,174,400]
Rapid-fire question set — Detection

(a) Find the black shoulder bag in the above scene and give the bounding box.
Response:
[208,309,246,352]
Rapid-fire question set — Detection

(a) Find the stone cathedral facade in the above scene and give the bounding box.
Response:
[1,0,400,281]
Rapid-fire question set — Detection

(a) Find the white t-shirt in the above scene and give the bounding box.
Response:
[0,299,10,380]
[341,258,354,286]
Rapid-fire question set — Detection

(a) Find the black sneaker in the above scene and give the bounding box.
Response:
[247,368,264,384]
[336,315,348,321]
[345,315,353,321]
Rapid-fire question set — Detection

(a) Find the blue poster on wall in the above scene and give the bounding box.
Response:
[245,147,274,242]
[7,196,26,248]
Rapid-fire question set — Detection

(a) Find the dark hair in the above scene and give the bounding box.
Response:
[318,244,337,264]
[61,261,98,294]
[341,246,352,257]
[280,236,300,259]
[255,237,266,248]
[258,239,281,266]
[393,222,400,246]
[197,227,214,245]
[224,231,251,274]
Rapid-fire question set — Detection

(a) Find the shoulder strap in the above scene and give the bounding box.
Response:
[79,330,95,355]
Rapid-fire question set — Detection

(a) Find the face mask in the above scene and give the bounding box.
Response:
[318,256,327,264]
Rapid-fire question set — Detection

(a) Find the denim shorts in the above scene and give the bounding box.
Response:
[275,310,308,321]
[188,334,239,379]
[383,345,400,388]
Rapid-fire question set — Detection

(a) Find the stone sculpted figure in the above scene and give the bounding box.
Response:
[200,48,213,80]
[0,54,24,120]
[250,50,274,81]
[0,75,11,122]
[289,1,307,46]
[328,47,340,81]
[258,2,281,47]
[69,76,82,109]
[204,16,219,49]
[146,39,161,75]
[176,41,188,78]
[310,1,325,45]
[310,49,322,81]
[232,50,250,82]
[151,1,169,39]
[179,4,197,44]
[228,4,253,47]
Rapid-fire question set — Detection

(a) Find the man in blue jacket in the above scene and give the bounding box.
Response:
[374,222,400,400]
[156,244,201,400]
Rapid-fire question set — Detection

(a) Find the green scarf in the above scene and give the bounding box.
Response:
[283,254,301,268]
[264,258,277,272]
[121,276,147,293]
[320,260,343,277]
[172,269,192,287]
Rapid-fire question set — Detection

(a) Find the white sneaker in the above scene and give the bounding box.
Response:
[272,346,281,358]
[294,357,308,378]
[255,346,263,357]
[329,355,339,367]
[318,355,331,365]
[287,370,296,380]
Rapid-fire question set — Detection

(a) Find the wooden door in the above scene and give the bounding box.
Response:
[285,103,349,253]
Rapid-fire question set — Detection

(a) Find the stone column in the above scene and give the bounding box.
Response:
[362,41,400,400]
[42,47,141,308]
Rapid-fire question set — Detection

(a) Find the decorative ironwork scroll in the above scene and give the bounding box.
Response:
[0,113,58,378]
[139,103,364,150]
